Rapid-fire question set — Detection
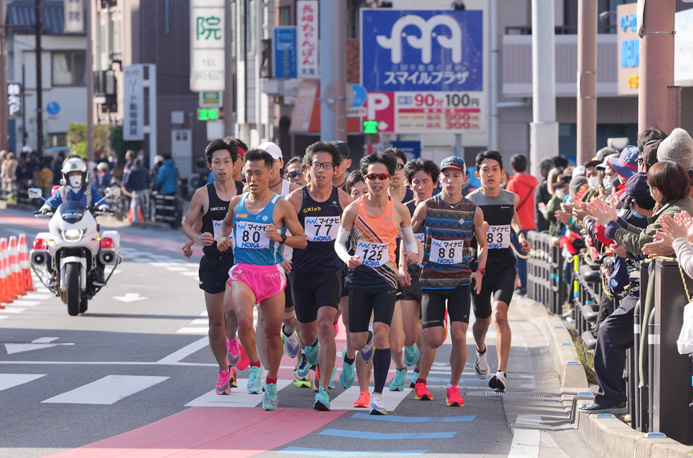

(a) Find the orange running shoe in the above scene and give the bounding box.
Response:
[446,385,464,407]
[354,391,370,408]
[414,381,433,401]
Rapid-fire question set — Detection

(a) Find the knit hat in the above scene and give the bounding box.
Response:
[657,128,693,170]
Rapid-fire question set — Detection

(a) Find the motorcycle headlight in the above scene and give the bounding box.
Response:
[62,229,84,242]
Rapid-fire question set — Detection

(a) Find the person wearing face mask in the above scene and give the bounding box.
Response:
[39,155,107,214]
[539,176,570,236]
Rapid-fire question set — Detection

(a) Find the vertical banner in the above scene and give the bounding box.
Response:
[297,0,319,78]
[64,0,84,33]
[190,0,225,92]
[617,3,639,95]
[123,65,144,141]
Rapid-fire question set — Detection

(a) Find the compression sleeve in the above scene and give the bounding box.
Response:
[335,227,352,264]
[401,225,418,255]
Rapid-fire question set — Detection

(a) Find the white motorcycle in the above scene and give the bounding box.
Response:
[28,187,123,316]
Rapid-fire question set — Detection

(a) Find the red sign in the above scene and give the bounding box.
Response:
[363,92,395,133]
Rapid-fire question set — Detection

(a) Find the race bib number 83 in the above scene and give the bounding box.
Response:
[355,241,389,267]
[486,225,511,249]
[429,238,465,264]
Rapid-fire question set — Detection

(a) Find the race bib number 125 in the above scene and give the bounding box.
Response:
[354,241,389,267]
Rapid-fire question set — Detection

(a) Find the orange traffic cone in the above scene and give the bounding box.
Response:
[0,238,10,307]
[18,234,34,293]
[8,236,25,297]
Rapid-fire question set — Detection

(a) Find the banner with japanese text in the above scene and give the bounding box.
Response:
[190,0,225,92]
[297,0,319,78]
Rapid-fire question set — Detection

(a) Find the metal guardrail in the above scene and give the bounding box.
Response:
[527,230,693,444]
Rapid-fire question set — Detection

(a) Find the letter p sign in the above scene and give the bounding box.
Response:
[365,92,395,132]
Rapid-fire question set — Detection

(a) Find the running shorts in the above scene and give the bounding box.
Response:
[471,257,516,319]
[290,270,341,323]
[228,263,286,304]
[348,287,397,333]
[422,285,471,328]
[198,254,235,294]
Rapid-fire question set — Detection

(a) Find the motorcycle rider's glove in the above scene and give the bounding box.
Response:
[39,205,52,215]
[98,204,110,212]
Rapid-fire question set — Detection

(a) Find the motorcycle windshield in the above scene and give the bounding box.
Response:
[58,201,86,224]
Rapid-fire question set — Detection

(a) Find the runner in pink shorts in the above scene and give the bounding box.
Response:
[228,263,286,304]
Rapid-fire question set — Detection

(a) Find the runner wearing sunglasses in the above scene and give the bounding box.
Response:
[335,152,420,415]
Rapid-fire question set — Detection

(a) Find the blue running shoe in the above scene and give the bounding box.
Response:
[408,369,419,388]
[305,342,319,366]
[314,385,331,411]
[247,365,264,394]
[388,367,407,391]
[282,324,300,358]
[360,332,374,364]
[329,365,338,389]
[294,355,311,388]
[262,382,278,410]
[340,350,355,389]
[404,344,419,367]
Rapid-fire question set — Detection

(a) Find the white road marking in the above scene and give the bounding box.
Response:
[330,387,412,411]
[190,318,208,325]
[24,293,51,300]
[0,374,46,392]
[165,266,189,272]
[185,380,293,407]
[157,337,209,364]
[42,375,169,405]
[508,429,540,458]
[0,307,27,314]
[176,327,208,335]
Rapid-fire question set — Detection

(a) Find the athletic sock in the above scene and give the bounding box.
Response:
[414,367,420,373]
[416,378,426,385]
[447,383,456,389]
[477,346,486,354]
[266,376,277,385]
[249,360,261,368]
[344,355,355,365]
[373,348,391,394]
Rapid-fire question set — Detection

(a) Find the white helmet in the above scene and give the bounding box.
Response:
[61,155,88,191]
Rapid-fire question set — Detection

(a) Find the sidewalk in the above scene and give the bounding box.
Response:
[514,295,693,458]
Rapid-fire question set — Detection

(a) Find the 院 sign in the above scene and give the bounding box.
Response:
[361,9,483,93]
[123,65,144,141]
[190,0,225,92]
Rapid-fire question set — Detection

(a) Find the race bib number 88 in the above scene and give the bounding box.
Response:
[355,241,389,267]
[305,216,340,242]
[429,238,465,264]
[235,222,270,249]
[486,225,511,249]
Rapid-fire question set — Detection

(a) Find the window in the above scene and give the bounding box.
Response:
[279,6,292,26]
[52,51,86,86]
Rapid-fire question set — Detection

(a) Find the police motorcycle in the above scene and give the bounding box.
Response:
[29,156,123,316]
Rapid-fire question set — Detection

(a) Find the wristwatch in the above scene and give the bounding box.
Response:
[280,233,287,243]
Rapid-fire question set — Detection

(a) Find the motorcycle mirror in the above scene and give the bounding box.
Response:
[27,188,43,199]
[107,186,121,197]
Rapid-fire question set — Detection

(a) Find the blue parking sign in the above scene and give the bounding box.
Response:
[360,9,483,93]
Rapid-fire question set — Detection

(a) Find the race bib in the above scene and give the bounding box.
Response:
[429,238,465,264]
[235,222,270,249]
[304,216,340,242]
[213,220,233,242]
[354,241,389,267]
[486,224,511,249]
[415,233,425,243]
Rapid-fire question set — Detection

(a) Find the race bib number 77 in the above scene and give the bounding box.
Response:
[305,216,340,242]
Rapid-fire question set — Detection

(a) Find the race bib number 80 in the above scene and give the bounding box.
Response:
[429,238,465,264]
[355,241,389,267]
[486,224,511,249]
[305,216,340,242]
[235,222,270,249]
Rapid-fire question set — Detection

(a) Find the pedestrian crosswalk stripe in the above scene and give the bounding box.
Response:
[185,380,292,408]
[318,429,456,440]
[42,375,168,405]
[329,387,411,411]
[351,413,476,422]
[278,448,428,457]
[0,374,46,392]
[176,327,209,335]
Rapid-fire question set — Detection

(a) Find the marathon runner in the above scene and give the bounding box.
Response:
[286,141,352,410]
[216,149,307,410]
[399,158,439,388]
[335,152,419,415]
[410,156,487,407]
[182,138,247,395]
[467,150,531,392]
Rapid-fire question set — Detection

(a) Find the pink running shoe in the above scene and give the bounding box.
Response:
[237,345,250,371]
[333,321,339,336]
[226,339,241,367]
[216,369,232,395]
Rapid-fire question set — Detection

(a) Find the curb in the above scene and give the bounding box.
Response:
[516,296,693,458]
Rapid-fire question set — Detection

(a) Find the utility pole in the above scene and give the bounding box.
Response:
[529,0,558,176]
[223,0,234,137]
[35,0,43,155]
[86,0,94,162]
[319,0,347,142]
[0,0,9,152]
[577,0,597,166]
[638,0,678,133]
